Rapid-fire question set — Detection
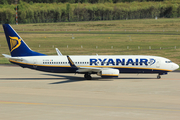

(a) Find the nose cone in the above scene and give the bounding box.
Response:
[173,63,179,71]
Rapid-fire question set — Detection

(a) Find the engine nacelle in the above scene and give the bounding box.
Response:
[97,69,119,78]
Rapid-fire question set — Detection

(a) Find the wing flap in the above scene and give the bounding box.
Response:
[77,67,102,73]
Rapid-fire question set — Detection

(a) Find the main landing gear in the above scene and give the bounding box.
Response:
[84,73,92,80]
[157,74,161,79]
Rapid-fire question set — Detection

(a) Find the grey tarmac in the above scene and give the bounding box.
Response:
[0,65,180,120]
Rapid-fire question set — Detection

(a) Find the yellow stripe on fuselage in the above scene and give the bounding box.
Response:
[79,65,172,72]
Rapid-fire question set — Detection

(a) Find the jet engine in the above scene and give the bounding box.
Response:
[97,69,119,78]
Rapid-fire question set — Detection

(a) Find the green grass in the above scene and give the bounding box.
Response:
[1,18,180,31]
[21,18,180,31]
[0,18,180,70]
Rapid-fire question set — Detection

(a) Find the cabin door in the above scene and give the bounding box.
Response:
[33,59,37,68]
[156,59,160,68]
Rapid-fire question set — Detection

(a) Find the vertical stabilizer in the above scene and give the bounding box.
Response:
[2,24,46,57]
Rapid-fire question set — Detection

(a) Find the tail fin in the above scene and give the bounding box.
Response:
[2,24,46,57]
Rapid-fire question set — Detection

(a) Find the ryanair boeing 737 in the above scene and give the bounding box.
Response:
[2,24,179,79]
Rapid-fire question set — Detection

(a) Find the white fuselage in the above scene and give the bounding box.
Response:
[9,55,179,74]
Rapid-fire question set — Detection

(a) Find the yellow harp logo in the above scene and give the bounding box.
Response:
[9,36,21,52]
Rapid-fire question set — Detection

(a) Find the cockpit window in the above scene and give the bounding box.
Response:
[165,61,172,63]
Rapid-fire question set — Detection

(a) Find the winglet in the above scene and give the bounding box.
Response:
[55,48,63,56]
[67,55,77,68]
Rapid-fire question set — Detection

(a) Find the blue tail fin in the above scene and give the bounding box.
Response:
[2,24,46,57]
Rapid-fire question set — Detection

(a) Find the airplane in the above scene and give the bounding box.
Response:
[2,24,179,80]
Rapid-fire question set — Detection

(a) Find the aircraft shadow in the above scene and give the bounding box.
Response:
[0,73,111,85]
[0,78,62,80]
[118,77,156,79]
[42,74,112,84]
[43,74,156,84]
[0,73,156,85]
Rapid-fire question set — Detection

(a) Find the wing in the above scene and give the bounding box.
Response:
[76,67,102,73]
[67,55,102,73]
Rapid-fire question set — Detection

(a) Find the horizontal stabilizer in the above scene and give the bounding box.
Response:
[2,54,23,61]
[2,54,11,58]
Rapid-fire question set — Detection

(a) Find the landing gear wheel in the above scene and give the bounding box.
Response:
[157,75,161,79]
[86,75,92,80]
[84,74,87,78]
[84,73,92,80]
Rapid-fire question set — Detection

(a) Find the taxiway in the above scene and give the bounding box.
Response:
[0,65,180,120]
